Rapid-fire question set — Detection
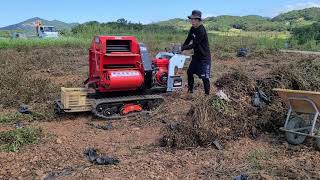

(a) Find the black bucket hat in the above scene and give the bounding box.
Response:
[188,10,202,20]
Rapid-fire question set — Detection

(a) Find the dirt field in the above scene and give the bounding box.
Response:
[1,47,320,179]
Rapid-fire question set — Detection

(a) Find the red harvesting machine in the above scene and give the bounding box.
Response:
[55,36,189,119]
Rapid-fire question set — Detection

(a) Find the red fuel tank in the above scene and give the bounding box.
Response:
[105,70,144,91]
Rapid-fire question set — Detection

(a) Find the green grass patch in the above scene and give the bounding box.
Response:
[0,113,26,124]
[209,34,286,53]
[0,30,288,54]
[0,128,41,152]
[209,30,290,39]
[209,96,229,112]
[0,112,51,124]
[0,37,90,50]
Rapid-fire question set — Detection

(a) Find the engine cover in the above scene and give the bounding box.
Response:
[105,70,144,91]
[153,58,169,86]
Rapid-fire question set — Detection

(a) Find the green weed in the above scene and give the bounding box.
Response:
[209,96,228,112]
[0,128,41,152]
[0,111,51,124]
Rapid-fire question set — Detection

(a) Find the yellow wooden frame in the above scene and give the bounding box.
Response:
[60,87,94,112]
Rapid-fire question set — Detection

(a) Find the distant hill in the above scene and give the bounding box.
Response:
[0,17,79,34]
[273,7,320,22]
[156,15,284,32]
[156,7,320,32]
[156,18,189,30]
[272,7,320,29]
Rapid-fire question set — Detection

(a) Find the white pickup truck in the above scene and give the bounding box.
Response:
[36,26,59,38]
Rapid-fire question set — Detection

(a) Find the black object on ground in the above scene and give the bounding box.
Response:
[252,92,263,108]
[212,140,223,150]
[18,104,32,114]
[237,48,249,57]
[257,88,271,104]
[15,121,23,129]
[252,88,271,108]
[83,148,120,165]
[169,123,182,130]
[234,174,248,180]
[44,167,76,180]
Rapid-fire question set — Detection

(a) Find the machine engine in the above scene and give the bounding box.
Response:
[152,58,169,86]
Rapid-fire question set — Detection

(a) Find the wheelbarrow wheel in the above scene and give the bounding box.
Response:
[285,116,307,145]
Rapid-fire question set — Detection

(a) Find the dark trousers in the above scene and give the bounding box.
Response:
[187,60,211,95]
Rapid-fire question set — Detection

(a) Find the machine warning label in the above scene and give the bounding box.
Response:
[140,47,147,51]
[111,71,140,77]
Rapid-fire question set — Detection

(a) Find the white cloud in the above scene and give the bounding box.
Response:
[276,1,320,15]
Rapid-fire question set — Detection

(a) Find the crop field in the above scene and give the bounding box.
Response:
[1,4,320,180]
[0,28,320,179]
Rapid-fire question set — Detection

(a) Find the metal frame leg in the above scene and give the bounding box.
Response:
[284,107,292,128]
[310,112,320,136]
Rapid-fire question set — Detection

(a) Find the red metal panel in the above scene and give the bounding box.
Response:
[85,36,145,93]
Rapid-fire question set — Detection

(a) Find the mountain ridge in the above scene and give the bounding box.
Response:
[0,17,79,33]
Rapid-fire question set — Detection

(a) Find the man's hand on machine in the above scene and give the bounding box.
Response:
[172,44,183,54]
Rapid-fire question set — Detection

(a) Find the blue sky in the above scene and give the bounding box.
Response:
[1,0,320,27]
